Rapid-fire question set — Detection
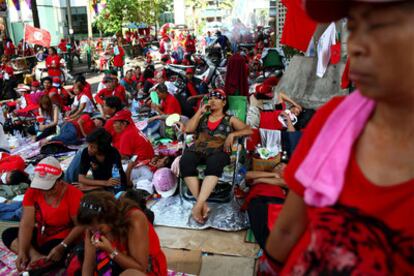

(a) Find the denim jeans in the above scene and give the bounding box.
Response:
[0,201,22,221]
[64,147,85,183]
[51,122,79,145]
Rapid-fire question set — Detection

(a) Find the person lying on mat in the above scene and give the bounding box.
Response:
[77,191,167,276]
[179,89,252,224]
[1,157,84,273]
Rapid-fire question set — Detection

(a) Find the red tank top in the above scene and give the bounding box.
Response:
[126,208,167,276]
[207,117,223,131]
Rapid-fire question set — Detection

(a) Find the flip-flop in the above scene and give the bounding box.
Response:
[27,257,53,271]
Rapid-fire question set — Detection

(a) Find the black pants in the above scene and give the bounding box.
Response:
[180,150,230,178]
[247,196,285,249]
[2,227,62,256]
[0,78,18,100]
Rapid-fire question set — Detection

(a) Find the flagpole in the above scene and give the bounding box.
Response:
[23,24,26,57]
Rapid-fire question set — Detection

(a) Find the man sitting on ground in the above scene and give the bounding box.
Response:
[76,128,127,192]
[148,83,182,122]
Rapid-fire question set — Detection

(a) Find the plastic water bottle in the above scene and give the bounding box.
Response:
[281,151,289,164]
[235,166,247,187]
[112,165,123,194]
[131,99,140,116]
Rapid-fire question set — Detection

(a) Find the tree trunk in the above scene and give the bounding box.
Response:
[31,0,40,28]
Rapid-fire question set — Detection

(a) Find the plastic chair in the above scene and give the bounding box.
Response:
[179,95,248,203]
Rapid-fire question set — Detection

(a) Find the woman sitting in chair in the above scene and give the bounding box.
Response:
[180,89,252,224]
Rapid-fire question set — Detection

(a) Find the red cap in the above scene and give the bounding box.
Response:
[186,68,194,74]
[303,0,404,23]
[112,109,132,122]
[263,76,280,87]
[255,84,274,98]
[31,81,40,87]
[52,77,61,84]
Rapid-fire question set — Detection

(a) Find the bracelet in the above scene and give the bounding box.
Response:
[110,249,119,259]
[60,241,68,249]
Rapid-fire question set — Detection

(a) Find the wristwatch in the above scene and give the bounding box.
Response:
[110,249,119,259]
[60,241,68,249]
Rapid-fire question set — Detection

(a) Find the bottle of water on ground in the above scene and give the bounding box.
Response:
[112,164,123,195]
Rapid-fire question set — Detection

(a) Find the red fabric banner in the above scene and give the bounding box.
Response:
[281,0,317,52]
[24,25,51,48]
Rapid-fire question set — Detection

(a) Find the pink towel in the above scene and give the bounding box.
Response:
[295,90,375,207]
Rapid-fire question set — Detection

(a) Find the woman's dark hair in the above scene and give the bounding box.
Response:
[75,74,87,85]
[77,191,142,242]
[48,47,57,55]
[104,96,123,112]
[143,67,155,80]
[85,128,112,154]
[8,170,30,186]
[39,95,54,118]
[42,76,52,84]
[123,190,154,224]
[223,98,229,113]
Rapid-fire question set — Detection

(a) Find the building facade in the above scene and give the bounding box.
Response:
[5,0,88,46]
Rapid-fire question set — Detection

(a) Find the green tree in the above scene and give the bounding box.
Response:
[95,0,173,34]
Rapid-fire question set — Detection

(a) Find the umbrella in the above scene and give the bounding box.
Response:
[160,23,175,31]
[137,22,148,29]
[125,22,139,29]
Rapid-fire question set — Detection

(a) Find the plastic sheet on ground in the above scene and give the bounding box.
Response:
[151,195,249,231]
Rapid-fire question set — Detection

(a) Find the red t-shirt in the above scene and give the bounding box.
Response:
[45,55,62,77]
[161,94,182,115]
[104,116,120,145]
[259,110,284,130]
[4,42,15,56]
[22,184,83,245]
[114,124,154,161]
[185,39,196,53]
[281,97,414,275]
[113,46,125,67]
[0,153,25,173]
[0,64,14,78]
[71,114,96,138]
[95,85,126,105]
[83,82,94,102]
[114,85,127,104]
[58,41,67,53]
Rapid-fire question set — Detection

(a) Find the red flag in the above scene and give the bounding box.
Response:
[281,0,317,52]
[24,25,51,48]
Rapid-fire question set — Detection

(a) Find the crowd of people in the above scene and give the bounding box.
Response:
[0,0,412,275]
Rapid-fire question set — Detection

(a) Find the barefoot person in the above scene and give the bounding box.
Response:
[263,0,414,274]
[1,157,84,273]
[179,89,252,223]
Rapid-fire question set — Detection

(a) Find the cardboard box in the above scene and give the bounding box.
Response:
[163,248,202,275]
[252,154,281,172]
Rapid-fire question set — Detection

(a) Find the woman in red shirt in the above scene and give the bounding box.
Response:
[1,157,84,273]
[263,1,414,275]
[3,38,15,57]
[113,39,125,78]
[45,47,62,79]
[77,191,167,275]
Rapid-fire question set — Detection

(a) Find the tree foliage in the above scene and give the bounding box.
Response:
[95,0,173,34]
